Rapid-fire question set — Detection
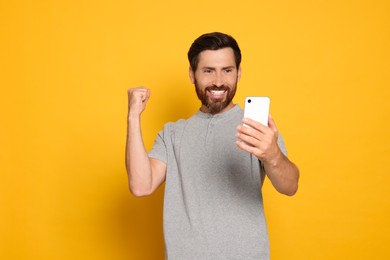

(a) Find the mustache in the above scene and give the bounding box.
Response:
[205,85,229,92]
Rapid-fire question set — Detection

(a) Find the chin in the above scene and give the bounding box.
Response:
[206,101,229,114]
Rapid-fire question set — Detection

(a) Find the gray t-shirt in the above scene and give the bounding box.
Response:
[149,105,287,260]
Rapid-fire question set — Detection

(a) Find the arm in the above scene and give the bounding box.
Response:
[126,87,167,197]
[235,115,299,196]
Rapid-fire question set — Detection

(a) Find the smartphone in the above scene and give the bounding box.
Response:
[243,96,270,126]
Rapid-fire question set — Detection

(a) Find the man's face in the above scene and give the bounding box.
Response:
[190,48,241,114]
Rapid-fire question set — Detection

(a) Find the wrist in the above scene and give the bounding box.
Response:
[264,149,284,168]
[128,110,142,121]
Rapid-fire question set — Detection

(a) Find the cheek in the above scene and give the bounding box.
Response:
[226,75,238,85]
[195,77,211,88]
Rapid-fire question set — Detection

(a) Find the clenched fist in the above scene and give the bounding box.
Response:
[127,87,151,119]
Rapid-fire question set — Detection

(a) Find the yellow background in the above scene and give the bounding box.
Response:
[1,0,389,259]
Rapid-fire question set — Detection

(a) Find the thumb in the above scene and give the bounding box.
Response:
[268,114,278,132]
[143,89,150,101]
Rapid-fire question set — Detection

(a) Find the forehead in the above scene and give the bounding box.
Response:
[197,48,236,68]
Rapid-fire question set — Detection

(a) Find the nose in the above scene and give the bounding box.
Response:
[213,71,224,87]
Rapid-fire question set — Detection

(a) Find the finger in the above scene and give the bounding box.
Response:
[237,124,263,142]
[236,129,264,149]
[127,88,133,97]
[236,132,255,146]
[236,140,263,158]
[128,87,146,97]
[236,140,256,153]
[130,87,149,101]
[268,115,278,132]
[144,89,151,101]
[242,117,267,132]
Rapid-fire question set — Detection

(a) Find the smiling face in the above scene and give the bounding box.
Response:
[189,47,242,114]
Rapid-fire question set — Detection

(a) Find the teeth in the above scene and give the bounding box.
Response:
[210,90,225,94]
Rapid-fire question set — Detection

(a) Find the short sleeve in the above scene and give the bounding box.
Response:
[277,132,288,157]
[148,127,169,164]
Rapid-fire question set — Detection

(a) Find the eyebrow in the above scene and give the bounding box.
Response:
[201,66,236,70]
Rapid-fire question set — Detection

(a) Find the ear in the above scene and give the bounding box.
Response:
[189,67,195,84]
[237,66,242,82]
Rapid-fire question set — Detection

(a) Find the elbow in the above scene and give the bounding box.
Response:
[282,175,299,196]
[130,189,152,198]
[283,166,299,196]
[129,184,153,197]
[126,169,153,197]
[277,185,298,196]
[275,177,299,196]
[283,184,298,196]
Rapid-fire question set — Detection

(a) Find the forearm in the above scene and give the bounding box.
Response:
[125,116,153,196]
[263,151,299,196]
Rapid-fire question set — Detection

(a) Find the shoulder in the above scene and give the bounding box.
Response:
[163,118,187,130]
[159,117,190,138]
[220,105,243,123]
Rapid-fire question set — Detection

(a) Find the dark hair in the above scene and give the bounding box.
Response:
[187,32,241,71]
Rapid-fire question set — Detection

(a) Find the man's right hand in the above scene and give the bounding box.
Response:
[127,87,151,118]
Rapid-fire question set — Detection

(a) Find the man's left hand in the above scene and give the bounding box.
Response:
[236,115,283,165]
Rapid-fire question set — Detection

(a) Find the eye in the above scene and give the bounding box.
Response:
[203,69,212,74]
[224,68,233,73]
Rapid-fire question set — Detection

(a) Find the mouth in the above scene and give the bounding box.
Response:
[207,89,227,99]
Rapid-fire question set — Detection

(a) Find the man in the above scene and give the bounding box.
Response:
[126,32,299,259]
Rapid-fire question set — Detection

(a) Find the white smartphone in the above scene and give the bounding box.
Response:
[243,96,270,126]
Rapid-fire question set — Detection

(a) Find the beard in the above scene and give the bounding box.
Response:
[194,80,237,114]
